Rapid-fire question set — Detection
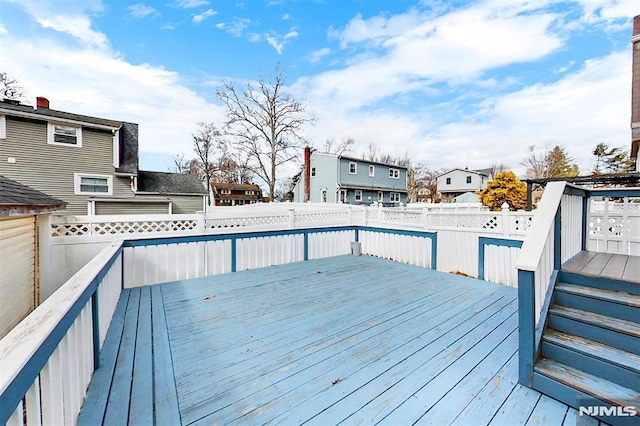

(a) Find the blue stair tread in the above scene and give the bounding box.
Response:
[549,306,640,338]
[535,359,640,408]
[543,330,640,374]
[556,283,640,308]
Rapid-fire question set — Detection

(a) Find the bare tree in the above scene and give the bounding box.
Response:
[216,64,314,200]
[521,145,548,179]
[171,153,196,174]
[0,72,24,101]
[489,162,509,179]
[322,137,354,156]
[192,122,225,205]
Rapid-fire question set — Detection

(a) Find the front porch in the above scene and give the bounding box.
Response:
[79,256,601,425]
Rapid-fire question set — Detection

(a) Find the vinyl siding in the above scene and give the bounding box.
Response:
[309,154,339,202]
[170,195,205,213]
[95,201,169,215]
[437,169,487,193]
[0,116,131,214]
[338,158,408,191]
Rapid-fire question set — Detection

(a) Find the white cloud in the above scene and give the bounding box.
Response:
[192,9,217,24]
[0,23,225,162]
[0,24,7,35]
[308,48,331,63]
[127,4,160,19]
[265,28,299,53]
[173,0,209,8]
[218,17,251,37]
[37,15,109,49]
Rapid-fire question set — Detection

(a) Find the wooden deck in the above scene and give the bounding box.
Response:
[564,251,640,283]
[78,255,606,425]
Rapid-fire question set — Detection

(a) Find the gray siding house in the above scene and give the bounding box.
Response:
[0,97,207,214]
[436,168,490,202]
[294,151,408,205]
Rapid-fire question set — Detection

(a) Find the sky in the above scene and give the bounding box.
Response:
[0,0,638,182]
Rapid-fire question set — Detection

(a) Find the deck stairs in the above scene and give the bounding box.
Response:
[532,270,640,425]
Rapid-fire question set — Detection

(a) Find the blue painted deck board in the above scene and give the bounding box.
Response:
[79,255,602,425]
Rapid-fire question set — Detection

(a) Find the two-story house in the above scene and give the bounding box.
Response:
[294,148,408,205]
[212,183,263,206]
[0,97,207,215]
[436,168,490,201]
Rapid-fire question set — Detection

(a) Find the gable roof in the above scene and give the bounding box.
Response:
[437,168,490,178]
[0,176,66,212]
[212,183,262,192]
[137,170,207,195]
[338,155,409,170]
[0,99,122,130]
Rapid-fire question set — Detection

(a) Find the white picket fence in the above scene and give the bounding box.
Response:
[588,198,640,255]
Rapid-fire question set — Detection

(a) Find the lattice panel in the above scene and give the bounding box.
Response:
[51,220,198,237]
[589,217,626,237]
[297,212,349,223]
[206,215,288,229]
[510,216,533,232]
[383,211,422,224]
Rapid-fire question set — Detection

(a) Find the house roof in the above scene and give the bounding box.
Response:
[0,175,66,208]
[137,171,207,195]
[116,122,139,175]
[0,99,122,130]
[212,183,262,192]
[338,154,409,170]
[436,168,490,178]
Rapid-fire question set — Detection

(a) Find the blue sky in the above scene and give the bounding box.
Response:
[0,0,637,180]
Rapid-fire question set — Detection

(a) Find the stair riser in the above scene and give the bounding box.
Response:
[532,372,639,426]
[547,315,640,355]
[540,341,640,392]
[554,292,639,323]
[558,272,640,296]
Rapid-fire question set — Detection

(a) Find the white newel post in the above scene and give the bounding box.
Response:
[196,211,206,234]
[363,207,368,225]
[501,203,510,237]
[347,207,353,226]
[38,213,53,305]
[422,209,429,230]
[288,209,295,229]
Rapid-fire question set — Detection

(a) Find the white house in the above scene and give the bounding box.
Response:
[436,168,490,201]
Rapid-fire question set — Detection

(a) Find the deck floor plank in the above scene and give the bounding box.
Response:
[103,287,141,426]
[622,255,640,283]
[524,394,569,425]
[151,285,181,424]
[77,289,131,426]
[129,286,154,426]
[79,255,604,425]
[600,254,629,280]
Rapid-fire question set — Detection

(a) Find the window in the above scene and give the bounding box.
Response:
[311,167,316,177]
[339,189,347,203]
[369,165,375,177]
[219,189,231,195]
[378,191,383,202]
[0,114,5,139]
[349,162,357,174]
[355,190,362,202]
[466,176,472,184]
[389,168,399,179]
[74,173,112,195]
[245,190,255,195]
[48,123,82,146]
[446,177,451,185]
[321,189,327,203]
[390,193,400,203]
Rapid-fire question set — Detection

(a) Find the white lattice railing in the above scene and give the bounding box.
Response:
[587,197,640,255]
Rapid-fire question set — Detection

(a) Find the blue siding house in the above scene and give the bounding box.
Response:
[294,152,408,205]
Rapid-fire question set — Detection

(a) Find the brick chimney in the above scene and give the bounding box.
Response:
[36,97,49,109]
[303,146,311,202]
[631,16,640,171]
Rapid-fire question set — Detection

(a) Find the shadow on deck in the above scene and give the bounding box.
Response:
[78,255,605,425]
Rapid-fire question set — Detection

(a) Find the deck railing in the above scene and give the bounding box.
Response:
[0,225,437,425]
[0,241,123,425]
[515,183,640,387]
[587,191,640,255]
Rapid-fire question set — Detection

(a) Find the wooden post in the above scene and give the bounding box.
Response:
[518,269,535,386]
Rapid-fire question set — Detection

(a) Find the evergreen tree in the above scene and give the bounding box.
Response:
[477,171,527,211]
[592,143,634,174]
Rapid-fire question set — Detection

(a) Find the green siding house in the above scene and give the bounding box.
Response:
[293,150,408,205]
[0,97,207,215]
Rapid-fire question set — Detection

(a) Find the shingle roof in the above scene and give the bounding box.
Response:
[137,170,207,195]
[0,176,66,207]
[0,100,122,129]
[212,183,262,191]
